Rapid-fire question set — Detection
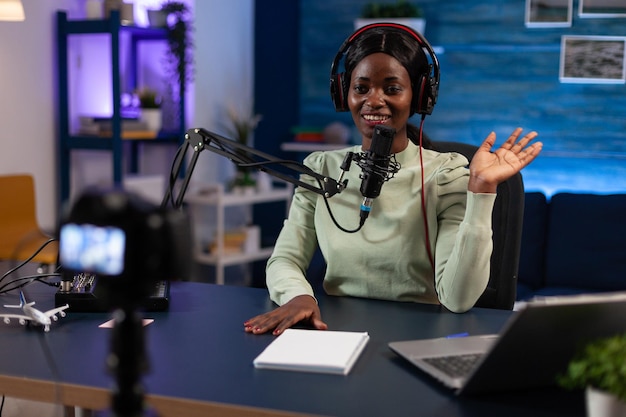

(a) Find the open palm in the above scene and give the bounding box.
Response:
[469,128,542,193]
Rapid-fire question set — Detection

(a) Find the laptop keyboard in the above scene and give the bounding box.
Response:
[423,353,484,378]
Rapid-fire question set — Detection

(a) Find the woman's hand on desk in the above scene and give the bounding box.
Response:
[244,295,328,336]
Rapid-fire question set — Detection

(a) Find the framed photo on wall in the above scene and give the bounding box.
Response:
[579,0,626,18]
[525,0,572,27]
[560,36,626,84]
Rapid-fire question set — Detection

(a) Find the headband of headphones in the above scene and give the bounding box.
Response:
[329,22,440,116]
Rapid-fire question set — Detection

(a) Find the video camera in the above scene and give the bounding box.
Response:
[58,187,191,310]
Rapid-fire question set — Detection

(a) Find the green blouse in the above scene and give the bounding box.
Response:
[266,141,496,313]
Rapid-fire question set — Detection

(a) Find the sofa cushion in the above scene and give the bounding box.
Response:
[516,282,538,301]
[545,193,626,291]
[518,192,548,291]
[531,286,606,298]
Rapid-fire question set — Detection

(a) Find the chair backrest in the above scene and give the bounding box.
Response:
[0,174,58,265]
[433,141,525,310]
[0,174,37,231]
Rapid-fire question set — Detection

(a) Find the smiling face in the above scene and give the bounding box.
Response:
[348,52,413,153]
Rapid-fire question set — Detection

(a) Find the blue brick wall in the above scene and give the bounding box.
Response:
[300,0,626,157]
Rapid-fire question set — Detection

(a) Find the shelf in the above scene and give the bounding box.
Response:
[59,16,166,37]
[281,142,352,152]
[185,186,294,206]
[56,10,186,206]
[195,247,275,266]
[97,130,158,139]
[186,183,293,285]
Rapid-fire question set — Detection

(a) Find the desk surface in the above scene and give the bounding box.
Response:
[0,282,583,417]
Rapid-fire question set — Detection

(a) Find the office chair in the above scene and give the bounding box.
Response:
[0,174,58,269]
[433,141,525,310]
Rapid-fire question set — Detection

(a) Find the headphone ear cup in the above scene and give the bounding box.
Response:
[428,81,438,115]
[413,74,427,115]
[414,74,436,115]
[330,72,349,112]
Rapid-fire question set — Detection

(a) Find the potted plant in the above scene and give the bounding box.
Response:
[136,87,161,109]
[355,0,426,35]
[557,333,626,417]
[223,106,262,192]
[160,1,193,93]
[135,87,162,132]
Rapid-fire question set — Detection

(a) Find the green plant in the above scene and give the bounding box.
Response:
[160,1,193,90]
[361,0,423,18]
[557,333,626,402]
[135,87,161,109]
[223,106,262,187]
[224,106,262,147]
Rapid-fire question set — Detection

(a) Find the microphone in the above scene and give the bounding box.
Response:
[358,125,396,224]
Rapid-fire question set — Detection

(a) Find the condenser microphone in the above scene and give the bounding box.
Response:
[358,125,396,224]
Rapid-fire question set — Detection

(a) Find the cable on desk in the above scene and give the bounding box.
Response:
[0,238,61,295]
[0,238,58,284]
[0,273,61,295]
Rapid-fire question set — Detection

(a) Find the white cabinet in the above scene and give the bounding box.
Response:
[185,183,294,285]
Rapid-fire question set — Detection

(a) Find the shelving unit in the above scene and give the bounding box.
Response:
[185,183,294,285]
[56,10,185,206]
[280,142,350,152]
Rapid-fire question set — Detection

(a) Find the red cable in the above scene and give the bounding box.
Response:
[418,116,435,273]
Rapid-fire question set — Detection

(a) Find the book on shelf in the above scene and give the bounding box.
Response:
[253,328,370,375]
[291,126,324,143]
[98,130,158,139]
[77,115,150,136]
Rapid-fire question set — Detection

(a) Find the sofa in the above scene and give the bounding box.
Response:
[516,192,626,301]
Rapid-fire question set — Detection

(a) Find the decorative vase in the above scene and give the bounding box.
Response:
[140,108,162,133]
[256,171,273,193]
[147,9,167,28]
[354,17,426,35]
[586,387,626,417]
[86,0,103,19]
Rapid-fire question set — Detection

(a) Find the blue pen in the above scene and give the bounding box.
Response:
[445,332,469,338]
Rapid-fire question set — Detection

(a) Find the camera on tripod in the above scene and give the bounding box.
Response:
[58,187,191,310]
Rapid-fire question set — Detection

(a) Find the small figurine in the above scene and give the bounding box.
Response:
[0,292,69,332]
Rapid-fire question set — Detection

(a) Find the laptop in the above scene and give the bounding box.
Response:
[389,292,626,395]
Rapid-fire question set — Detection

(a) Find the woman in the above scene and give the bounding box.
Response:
[245,24,542,335]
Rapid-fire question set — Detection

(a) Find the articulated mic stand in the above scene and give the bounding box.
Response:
[161,127,349,210]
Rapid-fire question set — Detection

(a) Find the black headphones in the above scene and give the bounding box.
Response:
[329,22,440,116]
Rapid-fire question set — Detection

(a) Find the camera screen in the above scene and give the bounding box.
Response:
[60,223,126,275]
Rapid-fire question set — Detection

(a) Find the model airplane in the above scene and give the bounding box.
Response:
[0,292,69,332]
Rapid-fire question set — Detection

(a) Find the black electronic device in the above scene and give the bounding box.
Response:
[58,188,190,310]
[55,273,170,312]
[356,125,398,223]
[359,125,396,200]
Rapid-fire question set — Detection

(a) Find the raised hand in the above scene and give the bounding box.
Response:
[468,128,542,194]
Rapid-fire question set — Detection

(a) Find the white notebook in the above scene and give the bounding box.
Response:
[253,328,370,375]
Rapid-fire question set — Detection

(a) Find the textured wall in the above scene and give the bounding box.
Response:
[299,0,626,158]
